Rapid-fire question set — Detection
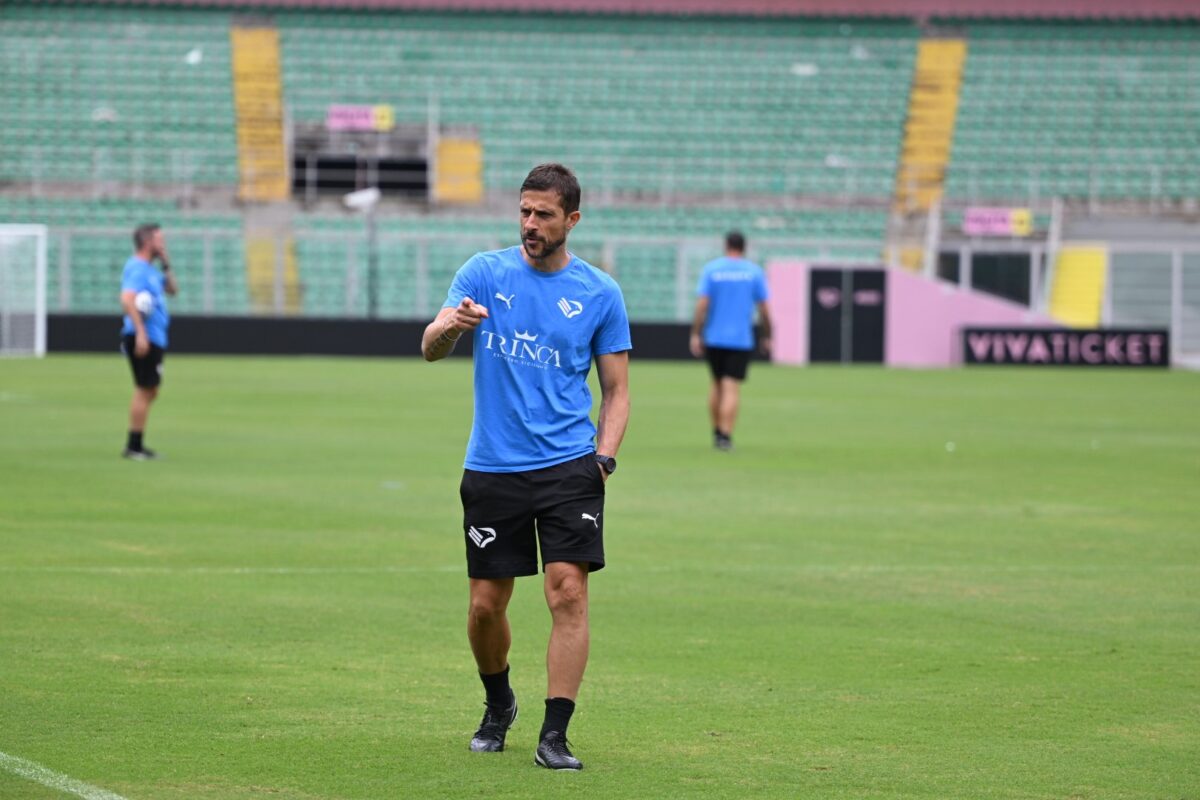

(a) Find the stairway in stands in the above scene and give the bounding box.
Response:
[231,24,299,313]
[890,38,967,271]
[1050,246,1106,327]
[231,25,289,202]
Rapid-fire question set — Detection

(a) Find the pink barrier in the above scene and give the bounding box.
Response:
[766,262,1059,368]
[766,261,808,366]
[886,269,1056,367]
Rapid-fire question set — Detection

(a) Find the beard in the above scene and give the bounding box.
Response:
[521,231,567,261]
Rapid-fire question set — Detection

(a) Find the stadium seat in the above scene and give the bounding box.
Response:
[944,21,1200,203]
[0,3,239,187]
[276,12,918,202]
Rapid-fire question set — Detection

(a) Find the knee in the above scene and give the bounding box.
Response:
[547,578,587,617]
[469,595,506,625]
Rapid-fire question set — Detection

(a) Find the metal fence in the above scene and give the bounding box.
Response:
[1105,244,1200,365]
[44,226,1200,364]
[16,146,1200,210]
[934,237,1200,365]
[949,163,1200,212]
[45,227,882,324]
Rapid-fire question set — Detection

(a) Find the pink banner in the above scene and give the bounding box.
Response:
[886,269,1056,367]
[962,207,1033,237]
[326,105,393,132]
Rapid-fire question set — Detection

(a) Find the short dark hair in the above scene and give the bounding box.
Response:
[520,163,580,216]
[725,231,746,253]
[133,223,161,250]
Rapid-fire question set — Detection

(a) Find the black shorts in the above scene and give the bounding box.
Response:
[706,346,752,381]
[121,334,165,388]
[460,453,606,579]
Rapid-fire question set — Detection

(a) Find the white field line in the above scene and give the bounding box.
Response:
[0,750,128,800]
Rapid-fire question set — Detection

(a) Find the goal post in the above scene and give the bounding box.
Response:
[0,224,48,357]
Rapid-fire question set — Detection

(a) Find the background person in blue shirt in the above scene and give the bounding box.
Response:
[422,164,631,771]
[119,223,176,460]
[689,231,772,451]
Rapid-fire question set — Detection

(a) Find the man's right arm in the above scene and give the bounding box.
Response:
[756,300,773,357]
[422,298,490,362]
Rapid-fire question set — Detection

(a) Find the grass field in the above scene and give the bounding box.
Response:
[1,355,1197,799]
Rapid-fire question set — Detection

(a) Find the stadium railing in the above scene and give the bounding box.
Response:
[41,227,883,323]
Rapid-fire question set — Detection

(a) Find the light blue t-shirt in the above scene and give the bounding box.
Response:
[120,257,170,348]
[444,246,632,473]
[696,256,768,351]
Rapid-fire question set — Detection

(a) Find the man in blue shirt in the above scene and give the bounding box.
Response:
[689,231,771,451]
[119,223,177,460]
[422,164,631,771]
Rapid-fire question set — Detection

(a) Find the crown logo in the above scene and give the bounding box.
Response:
[514,330,538,342]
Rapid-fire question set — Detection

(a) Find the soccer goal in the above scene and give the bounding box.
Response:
[0,224,48,357]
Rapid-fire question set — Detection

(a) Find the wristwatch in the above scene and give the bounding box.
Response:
[594,454,617,475]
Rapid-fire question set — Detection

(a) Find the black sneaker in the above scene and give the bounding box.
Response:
[469,695,518,752]
[535,730,582,770]
[122,447,158,461]
[714,434,733,452]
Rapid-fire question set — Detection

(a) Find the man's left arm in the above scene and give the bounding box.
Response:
[159,250,178,296]
[594,351,630,483]
[689,296,708,358]
[756,301,772,357]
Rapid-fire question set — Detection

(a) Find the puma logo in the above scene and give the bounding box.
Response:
[581,513,600,529]
[494,292,514,310]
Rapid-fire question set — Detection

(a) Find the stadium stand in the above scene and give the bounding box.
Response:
[945,21,1200,203]
[1,191,886,320]
[1,3,904,320]
[2,0,1196,347]
[276,12,918,200]
[273,11,912,317]
[0,197,245,314]
[0,4,239,188]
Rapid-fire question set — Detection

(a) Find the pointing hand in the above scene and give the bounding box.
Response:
[447,297,490,336]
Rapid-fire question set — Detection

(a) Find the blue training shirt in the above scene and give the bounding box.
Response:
[696,256,768,351]
[120,257,170,348]
[443,246,632,473]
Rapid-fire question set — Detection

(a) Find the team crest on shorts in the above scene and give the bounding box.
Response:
[468,526,497,548]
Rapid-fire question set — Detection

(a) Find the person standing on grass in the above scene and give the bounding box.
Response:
[421,163,631,771]
[689,231,771,452]
[118,222,176,460]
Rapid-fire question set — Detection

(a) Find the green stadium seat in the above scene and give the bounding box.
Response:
[0,3,239,188]
[276,11,918,202]
[944,21,1200,202]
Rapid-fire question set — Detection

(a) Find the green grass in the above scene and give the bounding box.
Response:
[1,355,1198,799]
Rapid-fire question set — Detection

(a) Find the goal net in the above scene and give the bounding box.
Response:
[0,224,48,357]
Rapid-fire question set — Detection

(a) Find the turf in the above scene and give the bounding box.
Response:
[1,355,1197,799]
